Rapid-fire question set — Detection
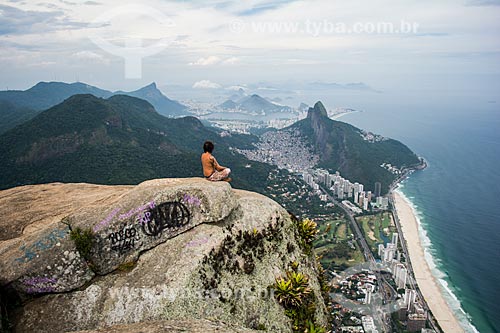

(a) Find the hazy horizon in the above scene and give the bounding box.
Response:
[0,0,499,110]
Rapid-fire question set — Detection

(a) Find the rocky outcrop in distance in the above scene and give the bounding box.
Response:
[0,178,328,332]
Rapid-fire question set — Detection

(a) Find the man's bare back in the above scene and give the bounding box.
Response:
[201,141,231,182]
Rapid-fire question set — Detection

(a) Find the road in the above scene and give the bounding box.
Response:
[316,160,430,332]
[319,186,372,261]
[320,186,393,332]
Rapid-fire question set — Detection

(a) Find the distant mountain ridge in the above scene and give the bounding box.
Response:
[289,101,422,193]
[219,94,293,114]
[0,82,112,111]
[298,102,310,112]
[0,81,188,134]
[0,94,272,192]
[114,82,188,117]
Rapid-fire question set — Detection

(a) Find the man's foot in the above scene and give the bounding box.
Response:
[223,177,232,182]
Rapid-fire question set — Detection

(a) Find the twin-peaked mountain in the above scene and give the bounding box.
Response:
[289,102,422,193]
[219,94,293,114]
[0,94,271,192]
[0,81,187,134]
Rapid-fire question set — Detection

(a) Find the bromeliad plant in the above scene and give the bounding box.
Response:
[305,320,326,333]
[296,218,319,254]
[271,267,326,333]
[298,219,319,244]
[274,271,311,309]
[286,271,310,294]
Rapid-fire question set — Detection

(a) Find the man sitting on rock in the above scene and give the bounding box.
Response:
[201,141,232,182]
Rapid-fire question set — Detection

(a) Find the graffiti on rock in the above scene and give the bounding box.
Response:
[23,276,58,294]
[93,200,155,233]
[15,227,68,263]
[141,202,191,237]
[93,207,121,232]
[107,225,140,254]
[118,200,155,220]
[136,211,152,225]
[182,194,201,206]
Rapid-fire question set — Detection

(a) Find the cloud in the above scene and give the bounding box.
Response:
[176,0,298,16]
[0,0,499,97]
[27,61,57,67]
[413,32,450,37]
[73,50,109,63]
[189,56,221,66]
[192,80,222,89]
[307,81,380,93]
[466,0,500,5]
[0,4,87,35]
[222,56,239,64]
[226,85,247,91]
[237,0,294,16]
[189,55,239,66]
[0,40,39,51]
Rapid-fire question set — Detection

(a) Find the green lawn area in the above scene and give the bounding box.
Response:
[314,218,365,271]
[380,212,393,233]
[336,223,347,239]
[356,212,397,255]
[316,244,365,271]
[315,219,348,241]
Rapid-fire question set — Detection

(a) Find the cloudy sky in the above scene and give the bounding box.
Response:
[0,0,499,106]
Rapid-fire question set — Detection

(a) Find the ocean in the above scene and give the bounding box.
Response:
[338,100,500,333]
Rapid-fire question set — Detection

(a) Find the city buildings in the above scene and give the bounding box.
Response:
[237,129,319,172]
[339,326,365,333]
[400,282,428,331]
[343,200,363,215]
[407,312,427,332]
[393,263,408,289]
[374,196,389,210]
[361,316,379,333]
[364,283,374,304]
[374,182,382,198]
[301,169,391,213]
[392,233,398,246]
[378,233,399,263]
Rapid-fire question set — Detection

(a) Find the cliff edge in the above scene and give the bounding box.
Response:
[0,178,328,332]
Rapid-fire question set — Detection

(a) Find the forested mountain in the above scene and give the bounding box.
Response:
[0,82,188,133]
[0,94,271,192]
[290,102,421,192]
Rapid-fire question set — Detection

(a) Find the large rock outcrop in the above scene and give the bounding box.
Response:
[0,178,328,332]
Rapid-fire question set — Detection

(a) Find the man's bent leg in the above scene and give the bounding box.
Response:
[208,168,231,181]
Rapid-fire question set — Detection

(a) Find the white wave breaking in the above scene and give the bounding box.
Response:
[395,186,480,333]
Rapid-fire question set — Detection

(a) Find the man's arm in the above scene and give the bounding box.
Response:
[212,156,226,172]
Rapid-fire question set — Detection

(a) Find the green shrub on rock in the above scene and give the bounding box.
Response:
[70,227,94,262]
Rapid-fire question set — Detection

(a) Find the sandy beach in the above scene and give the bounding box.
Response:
[331,110,359,120]
[393,191,464,333]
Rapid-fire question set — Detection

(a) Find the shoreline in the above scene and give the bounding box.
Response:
[330,110,360,120]
[392,189,465,333]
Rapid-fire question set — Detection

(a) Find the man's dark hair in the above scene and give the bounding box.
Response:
[203,141,214,153]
